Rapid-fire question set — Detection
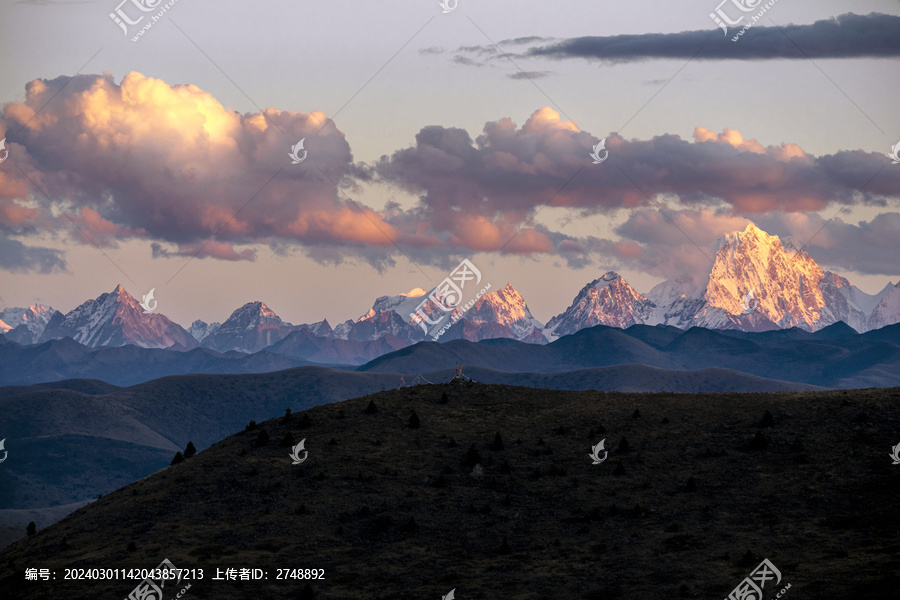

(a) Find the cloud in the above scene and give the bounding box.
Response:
[2,74,897,276]
[0,234,66,274]
[507,71,551,80]
[0,72,394,267]
[452,13,900,65]
[761,211,900,277]
[376,108,900,238]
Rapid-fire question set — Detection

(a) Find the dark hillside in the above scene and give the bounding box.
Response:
[1,384,897,599]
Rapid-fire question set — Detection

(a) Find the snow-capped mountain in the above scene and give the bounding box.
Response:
[188,319,221,343]
[548,224,892,337]
[338,283,545,344]
[334,288,429,345]
[0,304,56,344]
[544,272,655,340]
[439,283,546,343]
[687,224,872,332]
[38,285,198,349]
[868,282,900,331]
[9,223,898,358]
[200,301,297,354]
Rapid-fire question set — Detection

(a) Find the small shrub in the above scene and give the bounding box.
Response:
[365,400,378,414]
[280,433,295,448]
[26,522,36,536]
[760,410,775,428]
[254,429,270,448]
[184,442,196,459]
[748,431,768,452]
[633,409,641,419]
[245,420,257,431]
[462,444,482,467]
[299,414,312,429]
[170,452,185,465]
[408,411,420,429]
[617,436,630,453]
[490,431,504,451]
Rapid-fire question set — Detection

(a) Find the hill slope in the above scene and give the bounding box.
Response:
[1,384,896,599]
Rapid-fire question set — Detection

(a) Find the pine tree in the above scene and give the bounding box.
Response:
[26,521,36,536]
[184,442,196,459]
[462,443,482,467]
[171,451,185,465]
[408,410,420,429]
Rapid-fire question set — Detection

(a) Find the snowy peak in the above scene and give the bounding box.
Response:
[221,301,287,330]
[38,285,198,349]
[697,225,869,331]
[361,288,428,324]
[444,282,546,342]
[868,282,900,331]
[0,304,56,342]
[545,272,655,339]
[189,319,221,343]
[201,301,296,353]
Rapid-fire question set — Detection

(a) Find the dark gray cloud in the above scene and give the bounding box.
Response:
[0,234,66,274]
[454,13,900,65]
[507,71,551,80]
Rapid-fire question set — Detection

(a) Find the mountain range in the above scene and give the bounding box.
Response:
[3,224,898,363]
[2,318,897,389]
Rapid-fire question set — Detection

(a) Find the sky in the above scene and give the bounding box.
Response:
[1,0,899,328]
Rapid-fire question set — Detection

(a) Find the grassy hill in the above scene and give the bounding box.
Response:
[1,383,897,599]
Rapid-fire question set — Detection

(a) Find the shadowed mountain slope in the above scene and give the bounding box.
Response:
[0,384,896,599]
